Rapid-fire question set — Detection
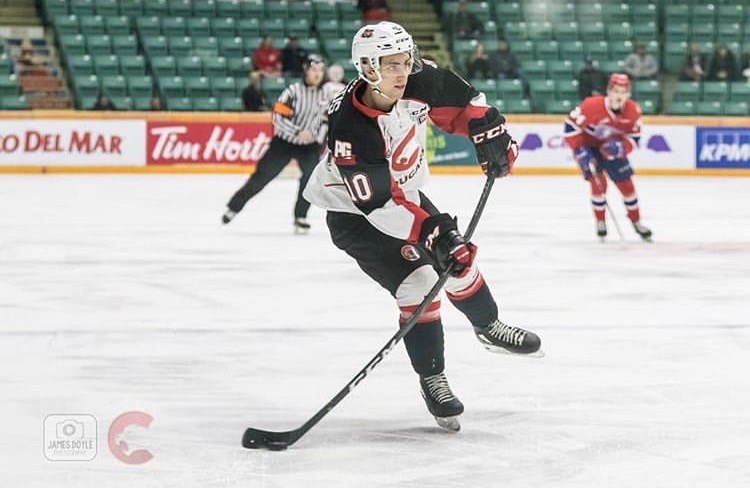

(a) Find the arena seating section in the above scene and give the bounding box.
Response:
[34,0,750,114]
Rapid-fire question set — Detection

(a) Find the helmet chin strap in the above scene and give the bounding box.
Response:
[362,67,397,104]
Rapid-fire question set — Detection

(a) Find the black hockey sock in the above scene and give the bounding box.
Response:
[449,282,499,329]
[402,320,445,376]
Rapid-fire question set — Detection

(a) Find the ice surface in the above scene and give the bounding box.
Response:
[1,174,749,487]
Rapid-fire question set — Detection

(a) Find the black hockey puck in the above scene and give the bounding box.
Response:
[266,442,288,451]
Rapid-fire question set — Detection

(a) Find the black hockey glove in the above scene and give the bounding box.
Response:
[419,213,477,278]
[468,107,519,178]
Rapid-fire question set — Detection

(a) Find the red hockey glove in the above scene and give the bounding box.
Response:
[599,140,625,161]
[419,213,477,277]
[469,107,519,178]
[573,147,596,180]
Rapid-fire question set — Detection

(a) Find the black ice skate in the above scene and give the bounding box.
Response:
[293,217,311,234]
[632,221,652,242]
[474,319,544,357]
[596,220,607,241]
[419,372,464,432]
[222,209,237,225]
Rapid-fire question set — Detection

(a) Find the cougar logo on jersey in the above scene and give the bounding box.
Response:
[391,126,421,172]
[400,245,421,261]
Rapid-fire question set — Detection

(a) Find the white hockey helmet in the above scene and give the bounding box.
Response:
[351,21,423,85]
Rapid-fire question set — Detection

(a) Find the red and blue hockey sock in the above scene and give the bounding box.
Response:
[589,173,608,221]
[615,178,640,222]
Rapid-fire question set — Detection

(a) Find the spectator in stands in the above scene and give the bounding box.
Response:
[252,35,282,78]
[242,71,268,112]
[741,52,750,82]
[92,93,116,110]
[680,43,707,82]
[577,57,608,100]
[281,37,309,79]
[489,40,520,79]
[452,0,483,40]
[707,44,738,82]
[623,43,658,80]
[465,43,491,80]
[149,95,162,111]
[17,39,36,67]
[322,64,347,102]
[357,0,391,23]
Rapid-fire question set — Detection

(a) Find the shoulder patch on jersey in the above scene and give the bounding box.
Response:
[332,140,355,166]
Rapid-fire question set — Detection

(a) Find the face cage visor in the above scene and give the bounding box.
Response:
[358,46,424,86]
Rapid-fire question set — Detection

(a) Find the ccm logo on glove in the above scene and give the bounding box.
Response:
[471,124,506,144]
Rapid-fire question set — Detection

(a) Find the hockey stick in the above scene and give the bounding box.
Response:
[242,171,498,451]
[589,167,624,241]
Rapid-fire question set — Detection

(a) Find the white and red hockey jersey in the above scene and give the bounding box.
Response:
[303,64,490,243]
[563,96,642,155]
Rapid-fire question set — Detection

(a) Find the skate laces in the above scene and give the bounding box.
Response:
[422,373,456,404]
[485,320,527,347]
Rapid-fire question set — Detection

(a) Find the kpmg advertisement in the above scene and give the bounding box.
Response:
[696,127,750,169]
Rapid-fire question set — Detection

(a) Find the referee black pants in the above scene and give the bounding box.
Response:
[227,137,320,219]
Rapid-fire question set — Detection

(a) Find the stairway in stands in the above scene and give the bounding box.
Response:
[388,0,450,68]
[0,0,70,108]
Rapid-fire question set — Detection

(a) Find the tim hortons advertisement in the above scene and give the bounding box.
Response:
[0,120,146,165]
[146,122,273,165]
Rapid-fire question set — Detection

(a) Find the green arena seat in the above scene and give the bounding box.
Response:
[716,23,741,45]
[290,0,313,18]
[263,76,287,100]
[218,37,244,58]
[203,57,227,78]
[240,0,264,18]
[44,0,70,20]
[73,74,100,99]
[580,22,605,41]
[55,15,81,36]
[262,18,286,38]
[725,101,749,116]
[603,3,630,23]
[216,0,242,17]
[194,96,219,111]
[472,79,497,99]
[503,21,527,40]
[606,22,632,42]
[534,40,560,61]
[495,2,523,24]
[298,38,320,52]
[287,18,312,38]
[135,16,161,38]
[0,94,28,110]
[690,24,715,44]
[227,57,252,77]
[220,96,243,111]
[68,54,94,76]
[212,77,237,97]
[584,41,610,61]
[119,0,143,17]
[630,4,656,25]
[185,76,212,97]
[553,22,579,42]
[497,79,524,99]
[702,82,729,102]
[673,82,702,102]
[162,17,187,37]
[167,0,191,17]
[489,99,505,113]
[664,5,689,24]
[143,36,169,56]
[80,15,106,35]
[70,0,95,16]
[112,35,139,56]
[177,56,203,77]
[523,60,548,80]
[548,60,575,79]
[338,2,359,22]
[167,96,192,111]
[639,99,657,115]
[60,34,87,56]
[159,75,186,98]
[696,101,723,115]
[545,99,574,114]
[527,21,553,41]
[664,41,688,74]
[193,0,217,17]
[169,36,194,57]
[120,55,146,75]
[194,37,219,55]
[0,74,20,96]
[529,79,556,110]
[100,74,128,96]
[599,60,625,73]
[151,56,177,77]
[86,34,113,55]
[511,40,535,62]
[94,0,119,16]
[127,75,154,98]
[632,21,657,43]
[340,19,362,39]
[666,101,695,115]
[236,18,260,38]
[729,82,750,102]
[610,40,633,60]
[633,79,660,103]
[132,96,153,110]
[109,95,133,110]
[93,54,119,75]
[560,40,584,61]
[692,4,717,25]
[104,16,131,36]
[211,18,236,38]
[483,20,497,40]
[717,5,744,25]
[504,99,532,113]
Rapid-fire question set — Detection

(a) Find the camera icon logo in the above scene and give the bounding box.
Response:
[56,419,85,439]
[44,414,97,461]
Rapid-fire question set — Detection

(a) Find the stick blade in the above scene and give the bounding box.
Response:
[242,428,295,450]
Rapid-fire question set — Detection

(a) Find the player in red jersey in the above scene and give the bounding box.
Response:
[563,73,652,241]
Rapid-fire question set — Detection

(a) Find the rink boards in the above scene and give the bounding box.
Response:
[0,111,749,175]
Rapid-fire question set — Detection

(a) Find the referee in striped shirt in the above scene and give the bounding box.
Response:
[223,54,328,233]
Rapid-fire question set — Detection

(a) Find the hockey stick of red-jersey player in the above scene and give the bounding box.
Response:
[241,169,499,451]
[587,163,625,241]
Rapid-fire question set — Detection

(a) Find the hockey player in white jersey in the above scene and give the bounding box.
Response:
[304,22,542,431]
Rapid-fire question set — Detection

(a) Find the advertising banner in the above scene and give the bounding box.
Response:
[696,127,750,169]
[146,121,273,165]
[428,123,694,170]
[0,120,146,165]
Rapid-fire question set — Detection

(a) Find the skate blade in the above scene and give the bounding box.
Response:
[293,227,310,235]
[482,344,546,358]
[434,415,461,432]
